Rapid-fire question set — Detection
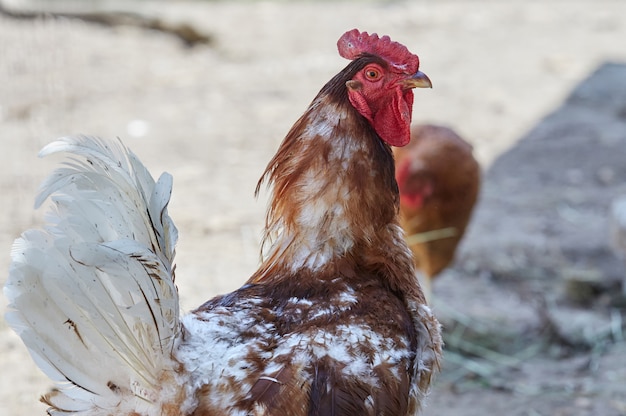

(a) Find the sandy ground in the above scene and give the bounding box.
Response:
[1,1,626,414]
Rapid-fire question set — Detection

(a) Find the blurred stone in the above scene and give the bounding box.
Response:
[610,194,626,295]
[561,268,603,304]
[463,63,626,293]
[596,166,615,185]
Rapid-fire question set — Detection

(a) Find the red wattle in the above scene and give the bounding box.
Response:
[373,88,413,147]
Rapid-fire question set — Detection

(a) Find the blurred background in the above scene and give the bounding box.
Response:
[1,0,626,414]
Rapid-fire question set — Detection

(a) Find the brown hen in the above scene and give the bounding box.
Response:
[395,124,480,298]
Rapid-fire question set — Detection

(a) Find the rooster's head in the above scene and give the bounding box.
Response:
[337,29,431,147]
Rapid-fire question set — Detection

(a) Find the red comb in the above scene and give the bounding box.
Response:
[337,29,420,74]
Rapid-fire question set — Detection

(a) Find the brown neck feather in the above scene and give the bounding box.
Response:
[249,57,422,300]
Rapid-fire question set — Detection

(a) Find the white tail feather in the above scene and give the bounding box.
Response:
[4,136,186,415]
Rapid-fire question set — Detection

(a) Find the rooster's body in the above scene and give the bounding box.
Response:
[5,30,442,416]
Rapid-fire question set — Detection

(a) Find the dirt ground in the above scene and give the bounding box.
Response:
[1,1,626,415]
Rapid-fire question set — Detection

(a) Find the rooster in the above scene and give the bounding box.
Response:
[394,124,480,298]
[5,29,442,416]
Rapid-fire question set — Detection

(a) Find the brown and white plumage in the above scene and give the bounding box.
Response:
[4,30,442,416]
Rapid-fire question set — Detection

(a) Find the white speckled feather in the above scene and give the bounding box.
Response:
[4,136,186,416]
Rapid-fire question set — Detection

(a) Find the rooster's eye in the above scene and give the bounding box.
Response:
[364,67,382,81]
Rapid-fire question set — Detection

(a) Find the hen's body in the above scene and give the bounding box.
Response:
[395,124,480,294]
[5,30,441,416]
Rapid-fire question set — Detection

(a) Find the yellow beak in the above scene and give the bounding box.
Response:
[402,71,432,89]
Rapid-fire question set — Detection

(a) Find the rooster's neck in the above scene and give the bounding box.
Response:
[250,94,417,291]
